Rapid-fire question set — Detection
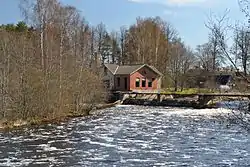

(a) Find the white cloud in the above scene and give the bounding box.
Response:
[128,0,212,6]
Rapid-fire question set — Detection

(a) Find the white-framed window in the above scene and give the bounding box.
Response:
[136,78,140,87]
[142,78,146,87]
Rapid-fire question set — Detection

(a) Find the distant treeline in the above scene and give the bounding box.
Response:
[2,0,250,123]
[0,1,106,122]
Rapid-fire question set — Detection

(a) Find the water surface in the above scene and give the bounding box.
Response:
[0,105,249,166]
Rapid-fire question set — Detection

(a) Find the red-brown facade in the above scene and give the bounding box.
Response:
[113,66,160,91]
[130,66,159,90]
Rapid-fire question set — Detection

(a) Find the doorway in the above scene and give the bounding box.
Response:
[124,77,127,90]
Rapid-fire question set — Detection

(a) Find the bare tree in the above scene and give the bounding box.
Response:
[205,11,229,71]
[109,31,120,64]
[180,46,196,90]
[204,10,244,73]
[124,17,177,71]
[167,39,194,91]
[203,2,250,130]
[0,0,107,123]
[119,26,128,65]
[95,23,107,65]
[232,24,250,76]
[0,30,11,118]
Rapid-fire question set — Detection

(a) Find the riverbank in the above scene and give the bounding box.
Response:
[122,97,210,108]
[0,101,120,131]
[1,95,247,131]
[121,94,248,109]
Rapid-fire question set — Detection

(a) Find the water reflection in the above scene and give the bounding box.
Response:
[0,105,249,166]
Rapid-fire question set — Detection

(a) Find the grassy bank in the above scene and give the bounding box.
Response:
[0,101,120,131]
[162,88,219,94]
[0,112,88,131]
[0,106,92,131]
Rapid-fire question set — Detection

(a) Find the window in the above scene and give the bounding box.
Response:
[142,78,146,87]
[148,79,152,87]
[117,77,120,87]
[135,78,140,87]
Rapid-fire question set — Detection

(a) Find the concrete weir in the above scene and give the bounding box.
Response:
[114,91,250,109]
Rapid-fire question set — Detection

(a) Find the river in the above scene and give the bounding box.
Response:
[0,105,249,167]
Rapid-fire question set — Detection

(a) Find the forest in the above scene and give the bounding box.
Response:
[0,0,250,124]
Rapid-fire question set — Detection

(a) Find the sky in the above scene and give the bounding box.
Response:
[0,0,246,49]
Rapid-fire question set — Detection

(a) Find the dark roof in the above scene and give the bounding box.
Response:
[148,65,163,76]
[104,64,163,76]
[104,64,118,74]
[115,65,143,75]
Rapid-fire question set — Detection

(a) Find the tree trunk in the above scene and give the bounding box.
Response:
[174,79,178,92]
[59,32,63,114]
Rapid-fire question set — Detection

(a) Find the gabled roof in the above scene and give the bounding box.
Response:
[104,64,163,76]
[147,65,163,76]
[104,64,118,74]
[115,65,143,75]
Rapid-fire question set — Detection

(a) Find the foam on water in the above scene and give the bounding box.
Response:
[0,105,249,166]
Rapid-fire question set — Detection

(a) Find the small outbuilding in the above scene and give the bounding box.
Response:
[103,64,163,92]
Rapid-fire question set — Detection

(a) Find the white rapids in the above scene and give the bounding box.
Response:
[0,105,249,167]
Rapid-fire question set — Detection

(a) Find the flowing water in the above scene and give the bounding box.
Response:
[0,105,249,167]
